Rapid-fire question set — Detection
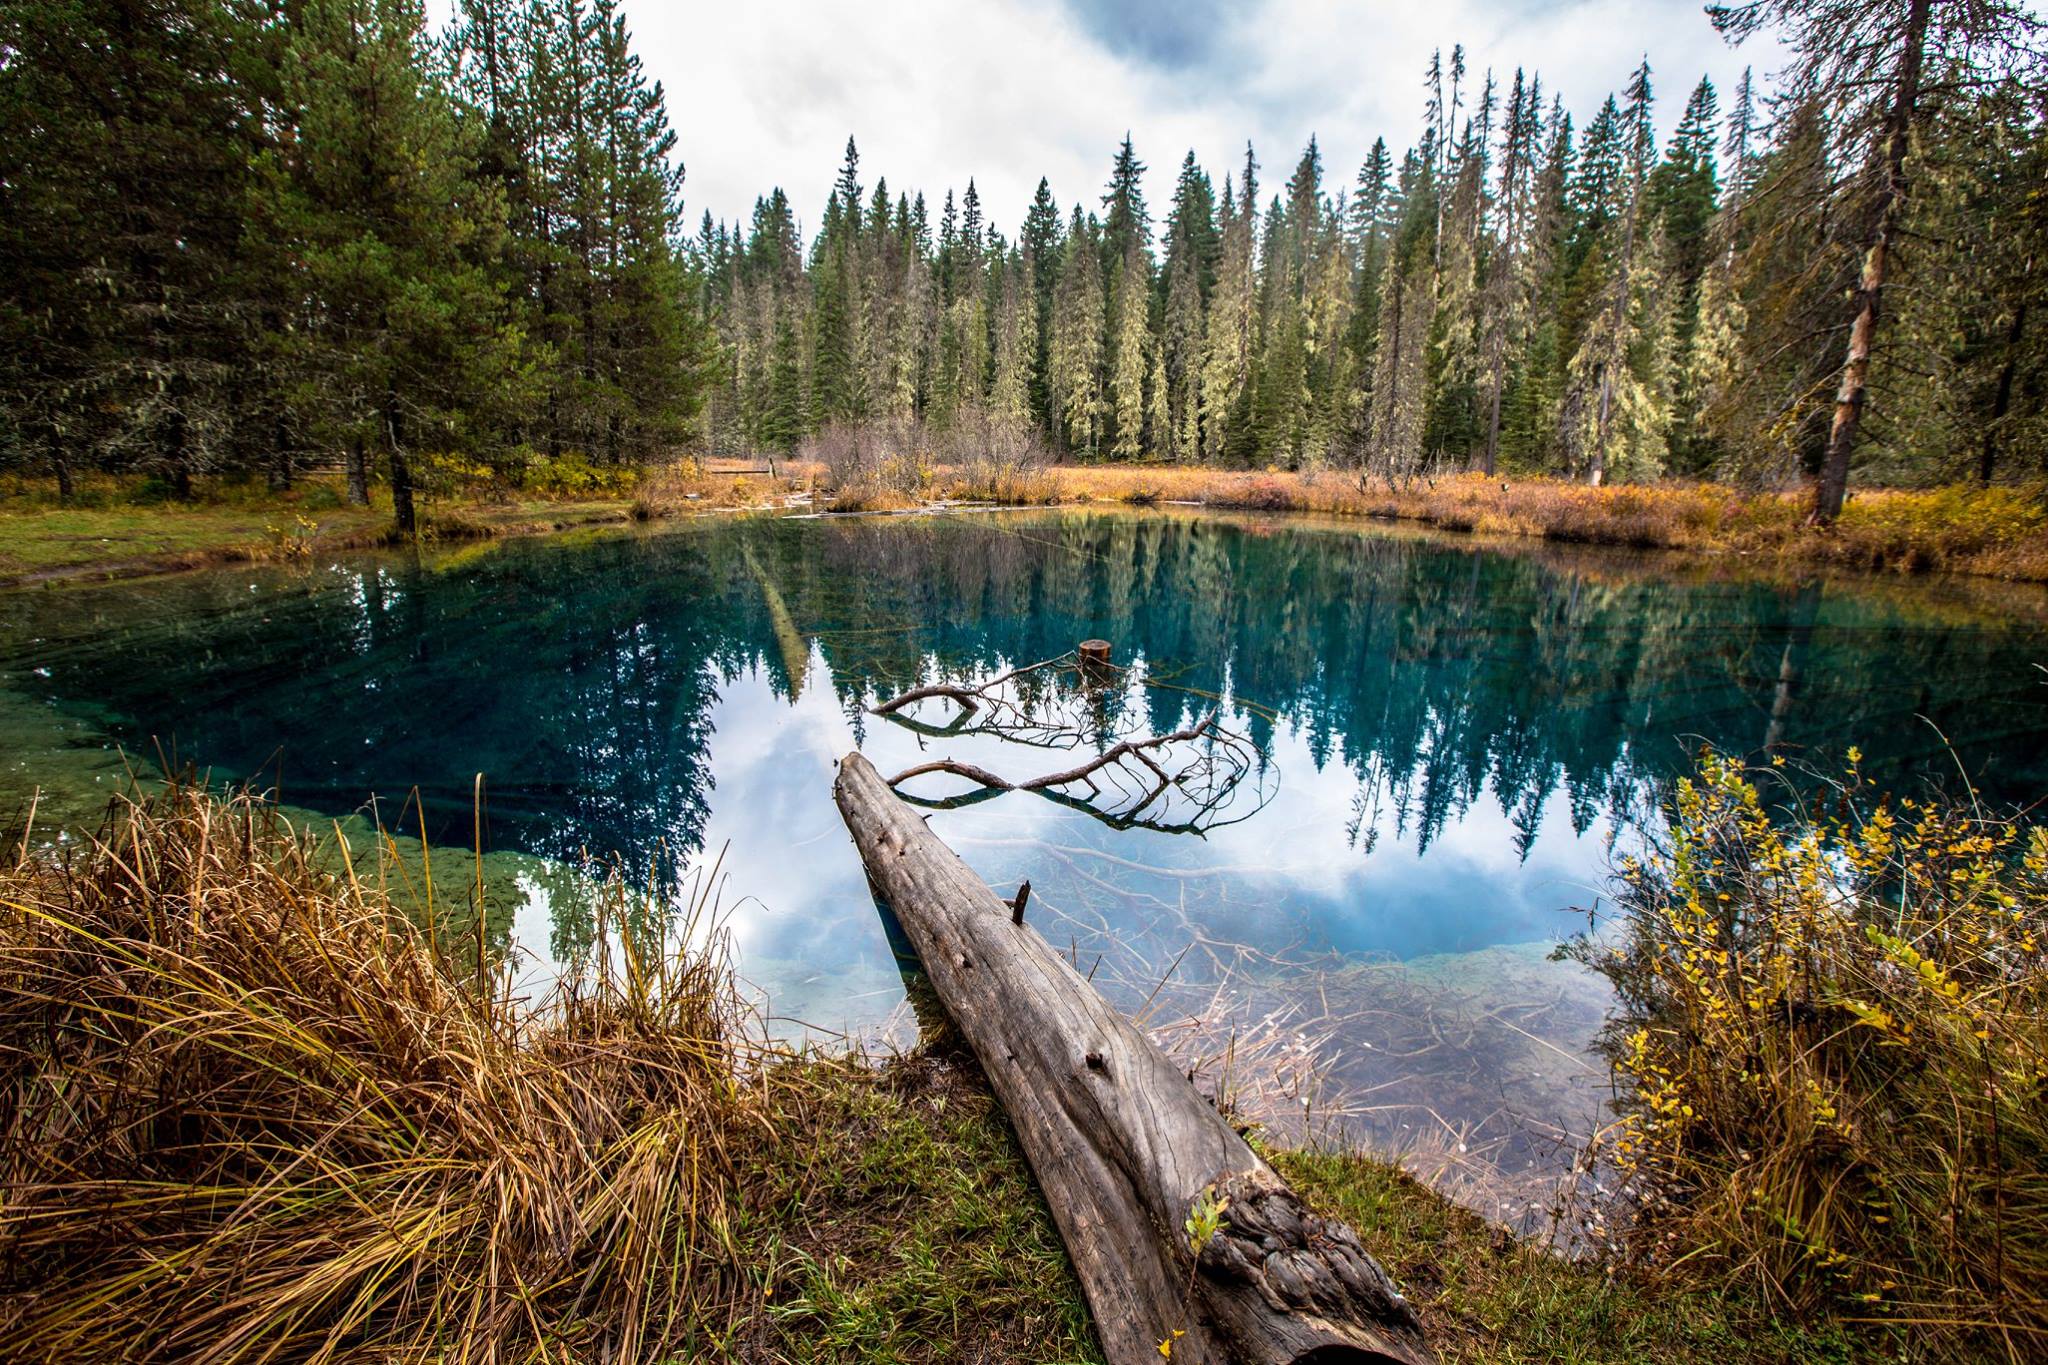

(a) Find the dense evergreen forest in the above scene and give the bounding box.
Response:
[2,0,2044,527]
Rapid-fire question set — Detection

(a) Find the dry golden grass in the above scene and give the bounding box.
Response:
[0,781,758,1363]
[10,464,2043,587]
[1030,467,2048,582]
[940,457,1065,506]
[629,457,816,518]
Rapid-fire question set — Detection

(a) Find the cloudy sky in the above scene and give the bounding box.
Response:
[596,1,1783,241]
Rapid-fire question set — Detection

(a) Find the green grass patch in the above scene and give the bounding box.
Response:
[1273,1150,1861,1364]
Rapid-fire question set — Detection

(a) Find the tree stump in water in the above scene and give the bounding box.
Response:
[833,751,1433,1365]
[1078,638,1115,688]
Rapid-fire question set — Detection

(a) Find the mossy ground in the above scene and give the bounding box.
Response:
[0,475,640,585]
[716,1043,1865,1364]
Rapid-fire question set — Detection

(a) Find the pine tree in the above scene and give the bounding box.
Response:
[1107,249,1151,458]
[1502,99,1573,472]
[1712,0,2041,519]
[1430,93,1492,466]
[1342,139,1398,463]
[1100,135,1152,272]
[1050,208,1104,455]
[1562,61,1655,485]
[1366,151,1437,481]
[580,0,710,462]
[1159,152,1217,460]
[990,247,1036,436]
[811,136,866,428]
[1477,70,1542,474]
[0,0,264,496]
[1650,78,1722,473]
[1201,149,1259,463]
[260,0,530,531]
[1022,177,1063,429]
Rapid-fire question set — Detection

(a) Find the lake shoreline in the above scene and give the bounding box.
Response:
[7,465,2048,592]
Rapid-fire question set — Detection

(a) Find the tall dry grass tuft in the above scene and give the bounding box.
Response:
[0,781,761,1363]
[1576,751,2048,1359]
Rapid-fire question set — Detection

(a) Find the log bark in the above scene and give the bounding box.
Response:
[833,751,1433,1365]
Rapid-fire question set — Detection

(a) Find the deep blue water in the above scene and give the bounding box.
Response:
[6,510,2046,1209]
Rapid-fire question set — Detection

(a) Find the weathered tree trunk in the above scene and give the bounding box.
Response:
[268,413,292,492]
[1482,379,1502,478]
[385,392,414,537]
[834,751,1433,1365]
[346,434,370,507]
[42,420,73,500]
[1813,0,1932,525]
[1590,368,1610,488]
[1979,301,2026,487]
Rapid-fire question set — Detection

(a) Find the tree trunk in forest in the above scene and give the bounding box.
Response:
[1590,367,1610,487]
[1482,377,1502,478]
[268,414,292,492]
[385,396,414,536]
[833,751,1433,1365]
[1979,301,2026,487]
[43,420,72,500]
[167,405,192,500]
[1813,0,1932,525]
[346,434,370,507]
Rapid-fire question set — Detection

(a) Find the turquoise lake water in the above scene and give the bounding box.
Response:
[6,509,2046,1215]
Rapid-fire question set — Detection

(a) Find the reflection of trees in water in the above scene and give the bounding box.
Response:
[760,514,2046,849]
[14,514,2047,967]
[11,513,2046,1207]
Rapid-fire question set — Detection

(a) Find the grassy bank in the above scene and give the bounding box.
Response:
[1037,468,2048,582]
[0,463,811,588]
[9,465,2048,590]
[807,453,2048,581]
[0,781,1876,1363]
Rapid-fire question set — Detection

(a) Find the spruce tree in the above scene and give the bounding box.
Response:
[1050,208,1105,455]
[0,0,264,496]
[259,0,529,531]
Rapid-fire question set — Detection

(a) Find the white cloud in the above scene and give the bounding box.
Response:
[499,1,1783,241]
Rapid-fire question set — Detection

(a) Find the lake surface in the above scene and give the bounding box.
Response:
[6,509,2047,1220]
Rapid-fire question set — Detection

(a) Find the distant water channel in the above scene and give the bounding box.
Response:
[6,509,2047,1221]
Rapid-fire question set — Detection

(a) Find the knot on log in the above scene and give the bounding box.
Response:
[1197,1172,1423,1339]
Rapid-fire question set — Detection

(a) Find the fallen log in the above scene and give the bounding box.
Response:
[833,751,1433,1365]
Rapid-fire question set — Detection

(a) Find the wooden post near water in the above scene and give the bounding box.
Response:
[833,751,1434,1365]
[1078,637,1115,688]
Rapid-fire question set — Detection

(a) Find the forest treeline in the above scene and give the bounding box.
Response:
[0,0,713,532]
[2,1,2044,527]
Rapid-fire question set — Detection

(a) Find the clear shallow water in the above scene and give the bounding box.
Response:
[6,510,2047,1217]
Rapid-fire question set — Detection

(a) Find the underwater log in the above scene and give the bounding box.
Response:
[833,751,1433,1365]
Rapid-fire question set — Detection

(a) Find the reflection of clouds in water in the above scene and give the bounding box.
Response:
[18,511,2046,1218]
[545,641,1627,1210]
[684,653,888,1038]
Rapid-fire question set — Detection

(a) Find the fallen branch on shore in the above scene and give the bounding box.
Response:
[834,750,1433,1365]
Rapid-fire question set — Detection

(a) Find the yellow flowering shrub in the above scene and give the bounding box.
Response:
[1580,750,2048,1354]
